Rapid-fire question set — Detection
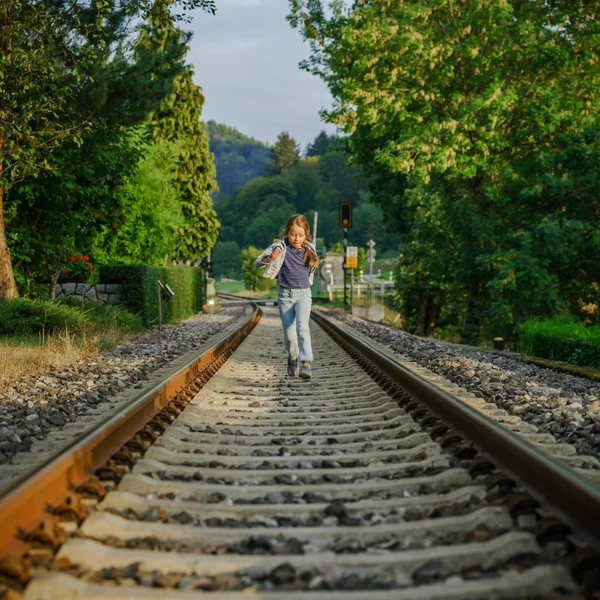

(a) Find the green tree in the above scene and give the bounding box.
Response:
[207,121,270,196]
[0,0,216,298]
[306,131,336,157]
[91,137,184,268]
[212,241,242,279]
[6,128,145,298]
[289,0,600,341]
[267,131,300,174]
[150,67,219,262]
[241,246,276,291]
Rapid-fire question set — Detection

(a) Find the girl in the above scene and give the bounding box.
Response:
[255,214,319,379]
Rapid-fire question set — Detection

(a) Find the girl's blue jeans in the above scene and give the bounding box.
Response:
[277,286,313,363]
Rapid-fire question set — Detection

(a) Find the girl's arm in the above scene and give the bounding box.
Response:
[254,244,281,268]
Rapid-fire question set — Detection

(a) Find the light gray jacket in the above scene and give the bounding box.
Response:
[255,238,317,285]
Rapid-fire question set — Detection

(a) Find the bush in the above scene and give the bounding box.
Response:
[0,298,143,336]
[0,299,87,335]
[241,247,277,292]
[519,317,600,368]
[98,265,205,326]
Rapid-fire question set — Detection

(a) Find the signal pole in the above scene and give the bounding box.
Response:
[367,239,376,304]
[343,227,348,307]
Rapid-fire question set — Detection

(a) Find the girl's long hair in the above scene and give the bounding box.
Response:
[278,214,319,268]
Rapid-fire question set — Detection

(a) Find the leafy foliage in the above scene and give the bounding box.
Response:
[212,241,242,279]
[241,247,276,292]
[6,127,144,296]
[215,133,398,266]
[150,66,219,261]
[288,0,600,342]
[91,135,184,266]
[306,131,337,157]
[0,0,217,298]
[520,318,600,369]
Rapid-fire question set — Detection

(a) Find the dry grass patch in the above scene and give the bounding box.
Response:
[0,327,138,384]
[0,299,144,384]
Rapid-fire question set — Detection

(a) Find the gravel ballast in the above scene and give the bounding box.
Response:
[0,307,246,465]
[326,311,600,464]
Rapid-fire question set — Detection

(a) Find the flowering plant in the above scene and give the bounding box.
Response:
[60,255,95,281]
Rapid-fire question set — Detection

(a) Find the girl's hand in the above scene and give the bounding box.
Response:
[269,249,281,261]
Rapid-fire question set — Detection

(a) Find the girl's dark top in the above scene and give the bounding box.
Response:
[277,239,310,289]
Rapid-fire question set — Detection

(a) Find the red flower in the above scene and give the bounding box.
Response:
[83,255,90,261]
[69,256,77,262]
[87,264,94,270]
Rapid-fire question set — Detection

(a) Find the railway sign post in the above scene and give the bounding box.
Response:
[339,203,353,307]
[367,239,376,304]
[346,246,358,269]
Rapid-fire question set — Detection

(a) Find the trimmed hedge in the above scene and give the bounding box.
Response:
[519,318,600,369]
[99,265,205,325]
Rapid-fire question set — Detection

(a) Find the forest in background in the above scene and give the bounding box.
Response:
[209,128,399,283]
[206,121,270,197]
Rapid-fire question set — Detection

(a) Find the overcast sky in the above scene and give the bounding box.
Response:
[187,0,337,150]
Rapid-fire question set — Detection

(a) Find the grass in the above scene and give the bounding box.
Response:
[0,299,143,384]
[215,280,247,294]
[519,317,600,369]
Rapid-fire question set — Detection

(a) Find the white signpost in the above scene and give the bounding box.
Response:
[367,239,376,303]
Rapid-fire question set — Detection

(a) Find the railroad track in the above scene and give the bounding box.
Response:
[1,301,599,599]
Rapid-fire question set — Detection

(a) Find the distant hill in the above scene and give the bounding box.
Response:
[206,121,270,196]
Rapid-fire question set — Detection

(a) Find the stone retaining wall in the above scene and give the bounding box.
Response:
[55,283,122,305]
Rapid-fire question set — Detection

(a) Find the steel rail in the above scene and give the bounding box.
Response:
[217,292,277,306]
[0,305,261,559]
[311,310,600,546]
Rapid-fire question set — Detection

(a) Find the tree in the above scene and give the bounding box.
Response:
[241,247,276,291]
[288,0,600,340]
[267,132,300,174]
[212,241,242,279]
[207,121,270,196]
[6,128,145,298]
[306,131,336,157]
[0,0,216,298]
[150,67,219,262]
[90,136,184,268]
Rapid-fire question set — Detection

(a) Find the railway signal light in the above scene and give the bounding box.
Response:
[339,202,352,228]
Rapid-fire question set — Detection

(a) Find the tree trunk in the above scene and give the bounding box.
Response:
[48,271,59,300]
[417,294,429,337]
[0,171,19,299]
[460,285,473,343]
[424,297,439,338]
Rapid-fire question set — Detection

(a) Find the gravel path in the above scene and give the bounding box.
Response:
[326,311,600,464]
[0,307,246,464]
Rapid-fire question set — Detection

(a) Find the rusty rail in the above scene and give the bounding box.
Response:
[311,309,600,547]
[0,305,261,560]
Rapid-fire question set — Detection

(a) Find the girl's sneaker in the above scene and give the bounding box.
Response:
[299,364,312,380]
[287,357,298,377]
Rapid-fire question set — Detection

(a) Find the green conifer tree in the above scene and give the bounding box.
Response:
[151,65,219,262]
[267,132,300,174]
